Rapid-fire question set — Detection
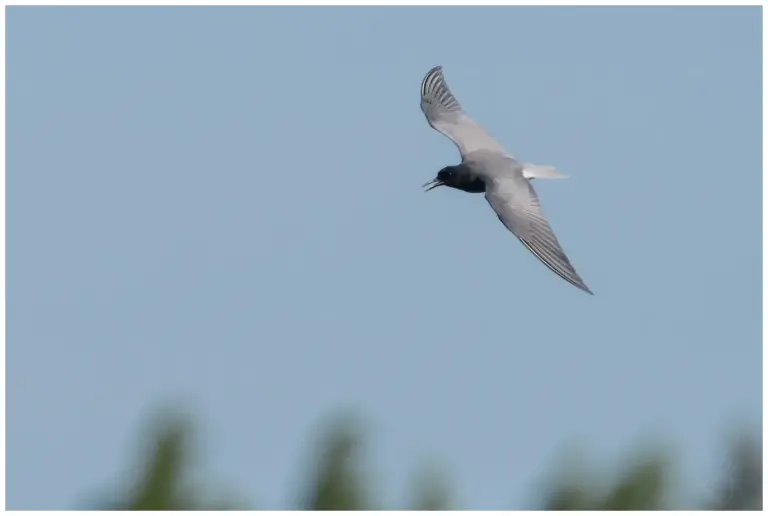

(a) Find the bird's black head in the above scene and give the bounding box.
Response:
[423,165,485,193]
[423,165,463,192]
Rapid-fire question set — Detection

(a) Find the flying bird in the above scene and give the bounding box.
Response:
[420,65,593,295]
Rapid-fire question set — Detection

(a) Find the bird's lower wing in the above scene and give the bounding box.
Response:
[420,66,506,158]
[485,176,593,295]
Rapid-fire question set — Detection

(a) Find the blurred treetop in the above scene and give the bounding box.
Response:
[86,407,761,511]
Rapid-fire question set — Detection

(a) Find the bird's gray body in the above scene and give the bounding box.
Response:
[462,151,535,237]
[420,66,593,295]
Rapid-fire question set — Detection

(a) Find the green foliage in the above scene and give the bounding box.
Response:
[100,407,245,510]
[543,484,594,511]
[93,406,761,511]
[124,411,192,510]
[541,446,669,510]
[302,414,369,510]
[410,464,452,510]
[709,431,763,510]
[596,453,668,510]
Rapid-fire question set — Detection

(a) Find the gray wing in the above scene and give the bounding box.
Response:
[485,174,593,295]
[420,66,507,158]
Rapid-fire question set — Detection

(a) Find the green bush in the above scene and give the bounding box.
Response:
[92,407,761,511]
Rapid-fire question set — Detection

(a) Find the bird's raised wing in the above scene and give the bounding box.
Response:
[420,66,507,158]
[485,174,593,294]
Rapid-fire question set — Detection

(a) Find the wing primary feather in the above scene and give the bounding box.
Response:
[519,237,593,295]
[485,175,593,295]
[419,66,506,157]
[421,66,462,113]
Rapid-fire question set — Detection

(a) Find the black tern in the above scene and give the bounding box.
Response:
[420,65,593,295]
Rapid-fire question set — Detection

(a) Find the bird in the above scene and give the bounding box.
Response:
[419,65,593,295]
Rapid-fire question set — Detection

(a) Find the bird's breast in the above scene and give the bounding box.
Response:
[454,176,486,193]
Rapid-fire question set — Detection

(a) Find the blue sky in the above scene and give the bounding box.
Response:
[6,6,761,509]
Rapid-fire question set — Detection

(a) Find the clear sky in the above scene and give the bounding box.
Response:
[6,5,762,510]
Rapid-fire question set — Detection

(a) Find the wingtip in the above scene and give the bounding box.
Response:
[422,65,443,88]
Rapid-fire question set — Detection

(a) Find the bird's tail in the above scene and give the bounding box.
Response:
[522,163,569,180]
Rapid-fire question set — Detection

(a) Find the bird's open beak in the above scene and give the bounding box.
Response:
[423,179,443,192]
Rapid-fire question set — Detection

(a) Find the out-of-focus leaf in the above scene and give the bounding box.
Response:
[98,407,250,511]
[543,484,594,510]
[710,432,762,510]
[598,454,667,510]
[125,411,196,510]
[539,442,595,510]
[302,414,369,510]
[410,463,452,510]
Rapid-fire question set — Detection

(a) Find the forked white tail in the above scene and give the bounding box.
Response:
[522,163,569,180]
